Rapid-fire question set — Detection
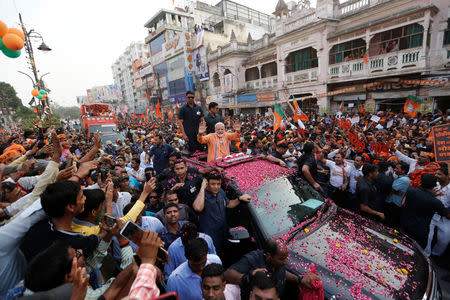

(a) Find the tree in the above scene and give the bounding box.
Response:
[0,81,23,110]
[52,104,80,120]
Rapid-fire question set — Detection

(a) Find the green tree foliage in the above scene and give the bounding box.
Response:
[0,81,64,130]
[52,104,80,120]
[0,81,23,110]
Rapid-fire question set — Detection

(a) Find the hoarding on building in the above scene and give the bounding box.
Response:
[76,96,88,105]
[193,46,209,81]
[86,84,122,104]
[224,73,233,93]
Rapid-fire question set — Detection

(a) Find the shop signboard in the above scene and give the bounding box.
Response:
[257,93,276,102]
[237,94,257,102]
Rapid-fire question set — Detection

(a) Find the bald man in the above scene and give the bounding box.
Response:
[197,121,241,162]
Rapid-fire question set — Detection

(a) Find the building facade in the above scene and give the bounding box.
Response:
[111,42,149,113]
[142,1,275,107]
[207,0,450,115]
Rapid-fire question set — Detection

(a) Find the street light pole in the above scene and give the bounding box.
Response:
[19,13,51,110]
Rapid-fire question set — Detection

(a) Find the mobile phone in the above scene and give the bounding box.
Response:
[120,221,169,264]
[145,171,152,181]
[104,215,117,227]
[65,157,73,169]
[120,220,142,244]
[154,292,179,300]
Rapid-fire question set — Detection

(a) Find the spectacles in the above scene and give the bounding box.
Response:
[149,195,159,199]
[187,96,194,99]
[75,249,83,259]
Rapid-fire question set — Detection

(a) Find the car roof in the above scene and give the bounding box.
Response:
[183,152,293,192]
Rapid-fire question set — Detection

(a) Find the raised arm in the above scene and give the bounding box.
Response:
[193,178,208,212]
[78,133,101,163]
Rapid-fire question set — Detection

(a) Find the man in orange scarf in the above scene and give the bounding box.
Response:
[197,121,241,162]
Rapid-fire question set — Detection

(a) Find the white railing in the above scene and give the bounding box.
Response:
[245,76,278,89]
[338,0,370,16]
[283,12,317,34]
[286,68,318,84]
[370,58,384,69]
[328,48,423,79]
[402,51,420,64]
[328,59,365,76]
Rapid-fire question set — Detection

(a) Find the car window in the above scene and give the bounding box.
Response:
[249,176,324,237]
[89,125,116,133]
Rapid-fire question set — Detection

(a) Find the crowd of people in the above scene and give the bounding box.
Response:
[0,89,449,300]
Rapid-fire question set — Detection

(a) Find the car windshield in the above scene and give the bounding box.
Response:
[89,125,117,133]
[100,133,124,144]
[249,176,324,237]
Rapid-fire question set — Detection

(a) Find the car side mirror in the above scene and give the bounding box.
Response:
[228,226,250,243]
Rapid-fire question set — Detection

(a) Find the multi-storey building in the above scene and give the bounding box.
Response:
[111,42,149,113]
[142,1,275,106]
[208,0,450,115]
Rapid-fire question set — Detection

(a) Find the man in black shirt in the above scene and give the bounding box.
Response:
[297,142,322,193]
[21,181,105,262]
[224,238,319,300]
[178,90,204,153]
[269,142,288,161]
[166,160,203,207]
[204,102,223,134]
[356,164,385,221]
[401,174,450,248]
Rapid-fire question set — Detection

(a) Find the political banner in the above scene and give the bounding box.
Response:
[193,46,209,81]
[432,123,450,163]
[86,84,123,104]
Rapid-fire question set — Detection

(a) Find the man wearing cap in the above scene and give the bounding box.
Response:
[197,121,241,162]
[104,140,116,158]
[123,146,132,163]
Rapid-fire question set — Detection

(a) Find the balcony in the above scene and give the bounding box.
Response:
[328,48,424,79]
[245,76,278,90]
[285,68,318,84]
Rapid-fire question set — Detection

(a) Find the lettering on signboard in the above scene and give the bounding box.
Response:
[433,124,450,163]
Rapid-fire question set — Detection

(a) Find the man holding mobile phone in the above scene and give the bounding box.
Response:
[128,230,163,299]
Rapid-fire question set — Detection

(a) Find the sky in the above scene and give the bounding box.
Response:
[0,0,310,107]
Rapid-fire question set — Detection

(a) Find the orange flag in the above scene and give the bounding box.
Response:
[168,108,174,118]
[156,100,163,118]
[404,97,421,118]
[292,98,309,122]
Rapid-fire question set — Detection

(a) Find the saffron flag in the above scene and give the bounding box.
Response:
[168,108,174,118]
[338,101,344,112]
[403,95,421,118]
[156,100,163,118]
[363,49,370,64]
[292,97,309,122]
[273,103,285,131]
[357,97,365,114]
